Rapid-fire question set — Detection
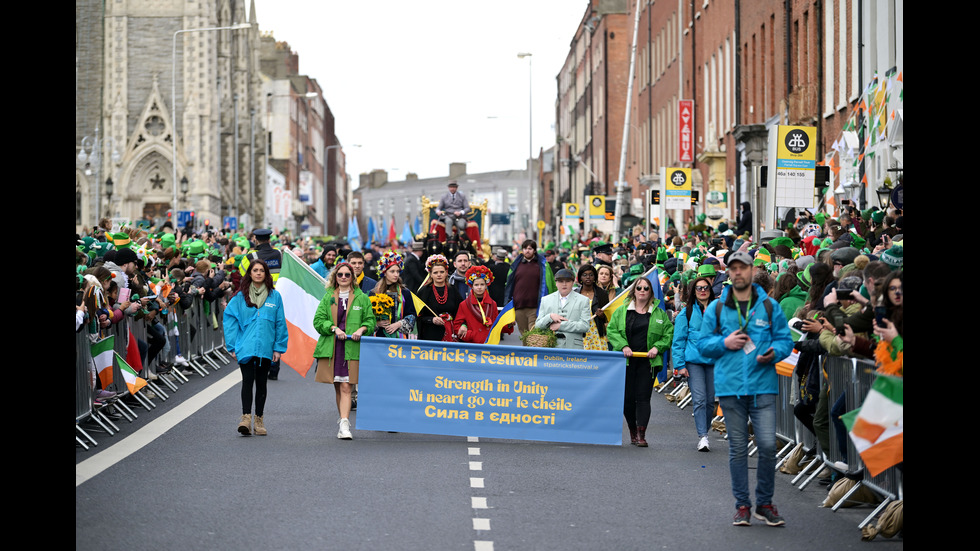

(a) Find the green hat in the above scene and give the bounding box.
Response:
[851,235,866,249]
[815,212,827,226]
[717,222,729,233]
[754,248,772,266]
[871,211,885,225]
[697,264,717,278]
[160,233,176,249]
[880,245,903,270]
[111,232,132,249]
[183,239,206,257]
[697,213,707,222]
[656,246,669,263]
[797,264,813,288]
[769,236,795,249]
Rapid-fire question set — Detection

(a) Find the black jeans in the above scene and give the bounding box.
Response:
[624,358,654,430]
[240,357,271,416]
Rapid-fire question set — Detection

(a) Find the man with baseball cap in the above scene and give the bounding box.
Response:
[700,250,794,527]
[436,180,470,239]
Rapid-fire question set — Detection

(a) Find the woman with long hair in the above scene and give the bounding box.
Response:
[575,264,609,351]
[416,254,462,341]
[372,251,417,338]
[872,270,903,376]
[596,264,620,297]
[606,277,674,447]
[223,259,288,436]
[671,275,717,451]
[453,265,499,344]
[313,261,376,440]
[770,265,806,320]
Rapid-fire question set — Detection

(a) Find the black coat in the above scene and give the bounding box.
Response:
[416,283,463,341]
[402,253,426,293]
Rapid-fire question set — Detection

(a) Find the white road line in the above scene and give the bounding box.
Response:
[471,497,488,509]
[467,436,480,442]
[472,518,490,530]
[474,541,494,551]
[76,368,242,487]
[470,477,484,488]
[468,447,481,455]
[469,461,482,470]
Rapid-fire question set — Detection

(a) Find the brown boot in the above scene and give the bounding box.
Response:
[636,426,648,447]
[254,415,267,436]
[238,414,252,436]
[629,426,639,445]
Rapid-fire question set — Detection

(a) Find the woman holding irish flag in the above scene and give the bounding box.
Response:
[313,261,376,440]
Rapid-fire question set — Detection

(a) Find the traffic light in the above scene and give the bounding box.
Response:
[650,190,661,205]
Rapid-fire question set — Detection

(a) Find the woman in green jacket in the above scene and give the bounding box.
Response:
[313,261,376,440]
[607,279,674,447]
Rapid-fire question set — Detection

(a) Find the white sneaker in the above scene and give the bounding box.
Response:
[337,418,353,440]
[697,436,710,452]
[174,355,190,367]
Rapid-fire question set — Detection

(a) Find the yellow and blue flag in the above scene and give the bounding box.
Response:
[484,300,516,345]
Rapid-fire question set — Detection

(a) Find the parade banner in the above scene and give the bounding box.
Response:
[356,337,626,445]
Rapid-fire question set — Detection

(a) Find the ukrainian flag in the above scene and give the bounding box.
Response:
[484,300,516,345]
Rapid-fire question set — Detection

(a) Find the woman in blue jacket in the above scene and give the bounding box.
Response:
[671,275,716,452]
[223,259,288,436]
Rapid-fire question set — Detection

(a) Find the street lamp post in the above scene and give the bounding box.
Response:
[324,143,361,235]
[517,53,533,232]
[172,22,251,224]
[77,125,121,224]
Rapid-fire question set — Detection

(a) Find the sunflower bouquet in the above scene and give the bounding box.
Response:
[369,293,396,323]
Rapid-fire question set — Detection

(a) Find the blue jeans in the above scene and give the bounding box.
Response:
[687,362,715,438]
[719,394,777,508]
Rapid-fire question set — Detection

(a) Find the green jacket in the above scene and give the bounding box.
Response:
[779,285,807,320]
[313,286,376,360]
[606,298,674,371]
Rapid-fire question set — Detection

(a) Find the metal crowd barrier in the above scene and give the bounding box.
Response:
[830,359,903,528]
[75,330,98,449]
[76,296,231,451]
[763,353,902,528]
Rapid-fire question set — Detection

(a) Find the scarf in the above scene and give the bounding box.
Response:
[466,292,492,327]
[249,283,269,308]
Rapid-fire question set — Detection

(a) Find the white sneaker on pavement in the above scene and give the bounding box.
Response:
[697,435,710,452]
[337,418,353,440]
[174,355,190,367]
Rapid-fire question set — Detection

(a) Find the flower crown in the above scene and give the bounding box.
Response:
[464,265,493,287]
[425,254,449,273]
[379,250,403,273]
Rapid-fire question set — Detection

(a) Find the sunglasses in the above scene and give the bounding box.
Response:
[336,272,352,279]
[635,287,651,291]
[695,285,711,292]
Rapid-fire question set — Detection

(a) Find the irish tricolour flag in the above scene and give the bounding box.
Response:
[91,336,115,389]
[842,374,903,477]
[114,352,148,394]
[277,248,327,377]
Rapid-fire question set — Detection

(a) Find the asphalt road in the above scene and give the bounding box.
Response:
[76,337,903,550]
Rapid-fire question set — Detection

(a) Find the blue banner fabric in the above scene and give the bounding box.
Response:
[356,337,626,445]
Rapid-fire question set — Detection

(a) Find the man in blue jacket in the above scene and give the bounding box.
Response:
[701,251,794,528]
